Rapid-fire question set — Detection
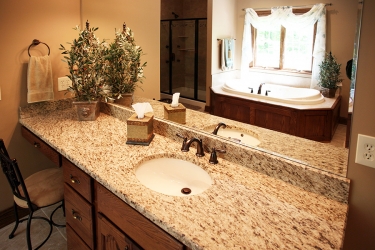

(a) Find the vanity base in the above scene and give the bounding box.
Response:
[210,89,341,142]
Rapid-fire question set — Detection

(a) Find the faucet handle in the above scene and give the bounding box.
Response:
[209,147,226,164]
[176,133,187,150]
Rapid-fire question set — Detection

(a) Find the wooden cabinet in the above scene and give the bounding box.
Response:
[95,182,185,250]
[97,213,141,250]
[21,126,61,166]
[63,157,94,249]
[210,90,341,142]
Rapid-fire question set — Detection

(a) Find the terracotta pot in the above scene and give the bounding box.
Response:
[72,100,100,121]
[114,93,133,107]
[321,88,337,98]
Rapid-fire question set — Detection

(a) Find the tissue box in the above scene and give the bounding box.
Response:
[126,113,154,146]
[163,103,186,124]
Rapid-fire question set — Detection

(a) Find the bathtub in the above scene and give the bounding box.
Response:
[222,79,325,105]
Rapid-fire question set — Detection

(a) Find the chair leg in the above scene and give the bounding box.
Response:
[50,201,66,228]
[26,211,33,250]
[9,202,20,239]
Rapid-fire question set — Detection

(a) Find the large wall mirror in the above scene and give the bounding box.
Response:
[81,0,363,179]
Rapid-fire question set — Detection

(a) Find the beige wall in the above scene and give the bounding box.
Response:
[0,0,80,211]
[211,0,237,75]
[344,0,375,248]
[235,0,357,119]
[81,0,161,100]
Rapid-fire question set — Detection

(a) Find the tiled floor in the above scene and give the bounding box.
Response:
[0,202,67,250]
[0,126,347,250]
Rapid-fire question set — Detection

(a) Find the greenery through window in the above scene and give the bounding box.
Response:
[252,9,315,73]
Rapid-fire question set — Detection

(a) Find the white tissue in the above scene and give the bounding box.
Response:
[171,92,180,108]
[132,102,153,119]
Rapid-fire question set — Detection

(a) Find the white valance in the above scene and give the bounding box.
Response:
[241,3,326,89]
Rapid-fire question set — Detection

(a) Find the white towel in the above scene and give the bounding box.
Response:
[27,55,54,103]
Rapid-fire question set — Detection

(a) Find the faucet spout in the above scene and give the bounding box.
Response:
[181,138,205,157]
[212,122,226,135]
[257,83,265,94]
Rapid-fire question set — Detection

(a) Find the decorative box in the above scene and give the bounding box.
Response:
[126,113,154,146]
[163,103,186,124]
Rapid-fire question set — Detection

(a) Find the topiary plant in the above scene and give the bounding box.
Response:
[103,23,147,101]
[60,21,106,101]
[318,52,343,90]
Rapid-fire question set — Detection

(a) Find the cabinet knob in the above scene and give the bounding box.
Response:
[34,142,40,148]
[70,174,81,184]
[72,209,82,221]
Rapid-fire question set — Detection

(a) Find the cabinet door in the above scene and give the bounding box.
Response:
[97,213,141,250]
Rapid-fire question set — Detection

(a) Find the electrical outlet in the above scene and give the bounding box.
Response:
[355,134,375,168]
[58,77,72,91]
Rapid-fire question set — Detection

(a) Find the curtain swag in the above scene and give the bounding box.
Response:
[241,3,326,89]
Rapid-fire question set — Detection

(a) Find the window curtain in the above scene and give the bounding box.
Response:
[241,3,326,89]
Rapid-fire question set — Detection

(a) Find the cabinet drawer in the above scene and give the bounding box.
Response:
[65,183,94,249]
[21,126,61,166]
[97,213,141,250]
[66,224,91,250]
[62,157,92,203]
[95,182,184,250]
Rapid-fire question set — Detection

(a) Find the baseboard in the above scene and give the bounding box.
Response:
[339,116,348,125]
[0,206,29,229]
[204,105,211,113]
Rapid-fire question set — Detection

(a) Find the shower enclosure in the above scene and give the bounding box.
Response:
[160,18,207,102]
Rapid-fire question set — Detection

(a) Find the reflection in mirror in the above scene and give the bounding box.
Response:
[82,0,361,178]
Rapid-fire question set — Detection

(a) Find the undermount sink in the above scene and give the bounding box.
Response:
[135,158,212,196]
[205,126,261,146]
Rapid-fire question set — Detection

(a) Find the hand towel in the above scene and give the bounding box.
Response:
[221,38,235,71]
[27,55,54,103]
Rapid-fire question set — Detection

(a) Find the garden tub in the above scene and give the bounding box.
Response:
[222,79,325,105]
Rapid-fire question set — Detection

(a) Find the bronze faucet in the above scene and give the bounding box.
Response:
[212,122,226,135]
[176,134,205,157]
[257,83,265,94]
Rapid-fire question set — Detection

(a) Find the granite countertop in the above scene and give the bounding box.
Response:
[19,102,349,249]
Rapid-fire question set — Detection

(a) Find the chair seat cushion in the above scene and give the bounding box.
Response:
[14,167,64,208]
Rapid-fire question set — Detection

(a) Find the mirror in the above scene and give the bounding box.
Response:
[81,0,363,178]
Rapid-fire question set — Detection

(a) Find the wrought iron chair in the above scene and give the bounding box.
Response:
[0,139,65,250]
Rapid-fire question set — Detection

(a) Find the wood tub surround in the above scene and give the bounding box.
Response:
[19,102,350,249]
[210,89,341,142]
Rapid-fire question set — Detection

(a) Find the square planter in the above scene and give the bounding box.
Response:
[73,100,100,121]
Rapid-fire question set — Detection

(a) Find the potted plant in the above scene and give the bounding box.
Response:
[60,21,105,121]
[103,23,146,106]
[318,52,343,98]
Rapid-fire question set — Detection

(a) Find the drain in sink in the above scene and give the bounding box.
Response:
[181,188,191,195]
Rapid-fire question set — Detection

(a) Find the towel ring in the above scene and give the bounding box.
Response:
[28,39,50,57]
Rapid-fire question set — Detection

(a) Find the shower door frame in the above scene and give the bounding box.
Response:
[160,18,207,102]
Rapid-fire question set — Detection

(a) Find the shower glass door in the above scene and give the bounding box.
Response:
[160,19,207,102]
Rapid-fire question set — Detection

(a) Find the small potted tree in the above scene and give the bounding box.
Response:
[103,23,146,106]
[60,21,105,121]
[318,52,343,98]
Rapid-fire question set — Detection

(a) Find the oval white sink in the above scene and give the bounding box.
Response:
[216,128,261,146]
[135,158,212,196]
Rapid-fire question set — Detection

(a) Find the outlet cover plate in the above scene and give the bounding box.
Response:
[58,76,72,91]
[355,134,375,168]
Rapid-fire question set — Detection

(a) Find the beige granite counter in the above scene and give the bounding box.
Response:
[19,100,349,249]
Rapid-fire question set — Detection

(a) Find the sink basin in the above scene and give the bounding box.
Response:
[204,126,261,146]
[135,158,212,196]
[215,128,261,146]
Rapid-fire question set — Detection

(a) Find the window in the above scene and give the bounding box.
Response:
[251,9,315,73]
